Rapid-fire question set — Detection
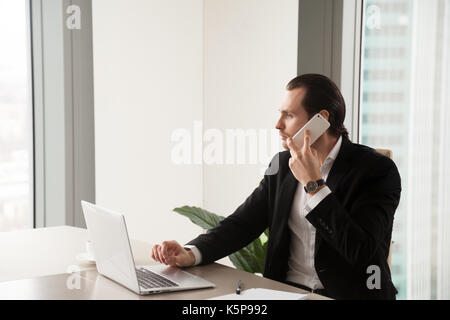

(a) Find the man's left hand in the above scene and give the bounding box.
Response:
[286,130,322,186]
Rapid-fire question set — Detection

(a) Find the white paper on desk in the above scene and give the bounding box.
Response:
[209,288,308,300]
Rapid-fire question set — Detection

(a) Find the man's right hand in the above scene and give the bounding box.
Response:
[151,240,195,268]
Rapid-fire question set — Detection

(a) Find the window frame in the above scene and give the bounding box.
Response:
[30,0,95,228]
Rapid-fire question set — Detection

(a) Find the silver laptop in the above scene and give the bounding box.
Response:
[81,201,215,295]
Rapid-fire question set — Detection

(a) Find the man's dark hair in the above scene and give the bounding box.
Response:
[286,74,349,139]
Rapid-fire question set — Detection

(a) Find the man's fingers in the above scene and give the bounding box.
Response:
[289,148,296,159]
[152,241,185,266]
[287,138,301,161]
[161,241,183,265]
[157,246,167,264]
[287,137,300,153]
[151,247,157,262]
[153,246,160,262]
[162,241,169,258]
[155,245,162,263]
[303,130,311,151]
[152,245,162,263]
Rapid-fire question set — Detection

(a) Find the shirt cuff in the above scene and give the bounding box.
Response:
[183,245,202,266]
[305,186,332,212]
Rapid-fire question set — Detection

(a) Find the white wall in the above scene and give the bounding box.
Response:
[92,0,204,245]
[202,0,298,265]
[92,0,298,265]
[203,0,298,215]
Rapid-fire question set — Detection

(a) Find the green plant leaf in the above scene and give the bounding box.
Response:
[251,238,265,259]
[229,247,262,273]
[173,205,268,275]
[228,251,251,273]
[173,206,224,230]
[244,238,265,272]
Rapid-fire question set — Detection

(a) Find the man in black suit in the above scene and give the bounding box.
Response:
[151,74,401,300]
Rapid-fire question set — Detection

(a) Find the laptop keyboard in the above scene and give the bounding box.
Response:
[136,268,179,289]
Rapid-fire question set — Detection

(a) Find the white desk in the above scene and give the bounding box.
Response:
[0,226,330,300]
[0,226,155,282]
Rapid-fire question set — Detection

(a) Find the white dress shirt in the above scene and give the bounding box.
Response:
[186,136,343,285]
[286,136,342,289]
[183,245,202,265]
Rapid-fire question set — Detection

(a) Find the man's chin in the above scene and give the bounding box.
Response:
[281,141,289,150]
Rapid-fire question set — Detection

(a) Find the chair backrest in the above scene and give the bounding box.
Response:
[375,148,392,159]
[375,148,393,270]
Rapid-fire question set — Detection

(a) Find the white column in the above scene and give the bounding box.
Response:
[406,0,439,300]
[437,0,450,300]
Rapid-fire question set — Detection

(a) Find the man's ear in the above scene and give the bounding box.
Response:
[319,109,330,121]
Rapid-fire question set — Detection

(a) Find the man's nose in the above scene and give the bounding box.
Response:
[275,117,283,130]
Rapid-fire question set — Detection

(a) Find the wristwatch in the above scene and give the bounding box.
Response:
[304,179,325,193]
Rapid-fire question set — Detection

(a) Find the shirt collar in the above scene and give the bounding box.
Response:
[325,135,343,162]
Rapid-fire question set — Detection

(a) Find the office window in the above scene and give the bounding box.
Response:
[360,0,450,299]
[0,0,34,231]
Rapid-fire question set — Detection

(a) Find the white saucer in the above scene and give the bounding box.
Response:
[76,252,96,265]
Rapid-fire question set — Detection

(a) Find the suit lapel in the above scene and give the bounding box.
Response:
[275,169,298,228]
[272,168,298,248]
[314,137,356,256]
[268,168,298,278]
[325,137,355,192]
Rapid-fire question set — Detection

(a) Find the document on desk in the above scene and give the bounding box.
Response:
[209,288,308,300]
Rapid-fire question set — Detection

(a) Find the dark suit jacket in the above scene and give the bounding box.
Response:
[186,137,402,300]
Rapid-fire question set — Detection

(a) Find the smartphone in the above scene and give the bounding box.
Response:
[292,113,330,148]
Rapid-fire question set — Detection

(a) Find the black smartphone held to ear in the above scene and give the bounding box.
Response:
[292,113,330,148]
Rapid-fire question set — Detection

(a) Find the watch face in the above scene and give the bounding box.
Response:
[306,181,318,192]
